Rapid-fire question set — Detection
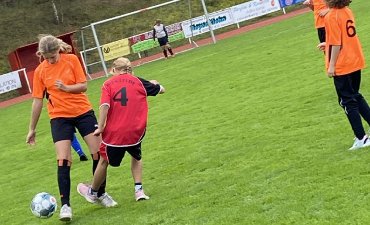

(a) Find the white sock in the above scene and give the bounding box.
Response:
[135,185,142,192]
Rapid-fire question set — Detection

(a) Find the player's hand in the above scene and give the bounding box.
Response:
[317,42,326,51]
[55,79,68,92]
[303,0,311,5]
[327,66,336,78]
[150,80,160,85]
[93,128,104,136]
[319,9,330,17]
[26,130,36,146]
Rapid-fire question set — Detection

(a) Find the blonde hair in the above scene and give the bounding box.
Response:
[111,58,133,75]
[36,34,72,62]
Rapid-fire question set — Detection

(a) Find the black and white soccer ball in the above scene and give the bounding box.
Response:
[30,192,57,218]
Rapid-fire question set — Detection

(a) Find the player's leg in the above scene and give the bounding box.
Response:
[351,70,370,127]
[78,144,121,207]
[71,133,88,161]
[317,27,326,43]
[77,156,108,204]
[51,118,74,221]
[159,39,168,59]
[333,74,370,150]
[128,143,149,201]
[166,43,174,57]
[75,110,102,179]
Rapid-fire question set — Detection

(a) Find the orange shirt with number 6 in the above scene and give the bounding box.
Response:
[324,7,365,75]
[32,53,92,119]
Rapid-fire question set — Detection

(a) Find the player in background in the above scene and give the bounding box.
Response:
[317,0,370,150]
[77,57,165,205]
[153,19,175,59]
[303,0,330,43]
[26,35,114,221]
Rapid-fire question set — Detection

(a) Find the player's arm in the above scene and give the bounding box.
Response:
[137,77,164,96]
[26,98,43,145]
[163,26,169,38]
[303,0,314,11]
[150,80,165,94]
[94,104,109,136]
[327,45,341,78]
[55,55,89,93]
[153,28,156,41]
[319,8,330,17]
[55,80,87,93]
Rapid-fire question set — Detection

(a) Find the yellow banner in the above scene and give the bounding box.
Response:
[102,38,131,61]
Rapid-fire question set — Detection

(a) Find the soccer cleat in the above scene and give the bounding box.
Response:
[80,154,88,161]
[97,193,118,207]
[171,54,175,58]
[135,189,150,201]
[59,204,72,221]
[349,135,370,150]
[77,183,97,203]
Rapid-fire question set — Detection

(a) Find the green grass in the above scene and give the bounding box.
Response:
[1,1,370,224]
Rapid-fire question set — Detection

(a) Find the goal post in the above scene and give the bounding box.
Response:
[80,0,216,79]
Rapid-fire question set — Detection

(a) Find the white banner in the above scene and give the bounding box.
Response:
[182,9,234,38]
[0,71,22,94]
[231,0,281,23]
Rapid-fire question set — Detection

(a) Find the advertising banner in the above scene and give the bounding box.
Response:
[278,0,305,8]
[231,0,281,23]
[102,38,131,61]
[129,22,183,46]
[0,71,22,94]
[182,9,234,38]
[131,31,185,53]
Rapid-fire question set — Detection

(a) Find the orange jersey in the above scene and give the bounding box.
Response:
[32,54,92,119]
[312,0,328,28]
[324,7,365,75]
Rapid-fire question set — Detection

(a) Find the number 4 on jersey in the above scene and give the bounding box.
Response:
[113,87,128,106]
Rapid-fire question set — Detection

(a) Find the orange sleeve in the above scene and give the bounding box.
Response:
[326,15,342,46]
[71,55,87,84]
[32,66,45,99]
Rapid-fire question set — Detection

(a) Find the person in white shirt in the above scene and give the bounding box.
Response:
[153,19,175,59]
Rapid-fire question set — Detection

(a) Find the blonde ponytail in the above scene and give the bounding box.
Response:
[36,34,72,62]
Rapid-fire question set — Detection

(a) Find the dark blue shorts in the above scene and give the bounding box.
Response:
[50,110,98,143]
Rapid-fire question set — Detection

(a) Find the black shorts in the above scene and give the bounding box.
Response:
[50,110,98,143]
[100,142,142,167]
[158,37,169,46]
[317,27,326,43]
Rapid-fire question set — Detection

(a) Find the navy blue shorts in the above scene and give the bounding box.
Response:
[158,37,169,46]
[50,110,98,143]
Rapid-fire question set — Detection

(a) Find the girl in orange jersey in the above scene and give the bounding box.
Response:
[303,0,330,43]
[317,0,370,150]
[26,35,116,221]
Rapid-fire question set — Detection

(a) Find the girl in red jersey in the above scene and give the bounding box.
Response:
[77,57,165,204]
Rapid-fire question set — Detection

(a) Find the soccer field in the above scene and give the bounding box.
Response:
[1,1,370,224]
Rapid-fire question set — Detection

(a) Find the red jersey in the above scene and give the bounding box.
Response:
[100,74,161,146]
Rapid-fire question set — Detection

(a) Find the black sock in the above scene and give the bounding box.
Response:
[163,49,168,58]
[92,153,106,197]
[168,48,173,55]
[57,159,71,206]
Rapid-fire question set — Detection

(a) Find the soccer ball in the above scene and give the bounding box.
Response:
[30,192,57,218]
